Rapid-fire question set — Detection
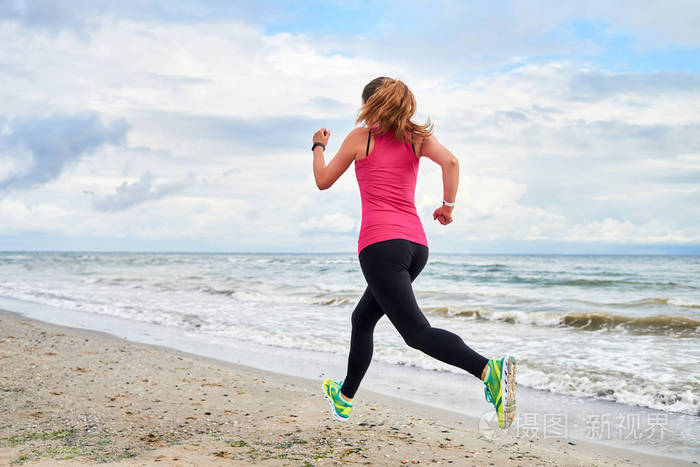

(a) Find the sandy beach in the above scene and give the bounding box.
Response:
[0,309,690,466]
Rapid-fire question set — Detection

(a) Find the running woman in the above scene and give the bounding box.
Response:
[312,77,516,429]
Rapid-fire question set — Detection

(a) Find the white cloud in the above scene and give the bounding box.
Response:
[585,0,700,47]
[562,218,698,244]
[0,13,698,252]
[0,112,128,191]
[0,146,33,184]
[299,213,356,234]
[93,171,193,212]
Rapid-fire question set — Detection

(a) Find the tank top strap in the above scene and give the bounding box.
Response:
[367,125,382,158]
[366,128,371,157]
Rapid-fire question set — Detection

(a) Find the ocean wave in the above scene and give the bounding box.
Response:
[366,346,699,416]
[570,297,700,309]
[425,307,700,337]
[443,272,699,290]
[560,313,700,336]
[196,284,360,307]
[612,297,672,306]
[428,260,509,269]
[200,286,238,296]
[518,362,699,416]
[316,295,354,306]
[512,276,687,288]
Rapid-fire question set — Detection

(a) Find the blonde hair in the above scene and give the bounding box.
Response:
[356,77,433,143]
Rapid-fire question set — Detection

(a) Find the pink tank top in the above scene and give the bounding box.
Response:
[354,127,428,255]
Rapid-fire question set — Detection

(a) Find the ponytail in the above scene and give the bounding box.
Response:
[356,77,433,143]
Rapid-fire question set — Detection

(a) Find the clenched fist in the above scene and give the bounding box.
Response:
[433,205,453,225]
[313,128,330,146]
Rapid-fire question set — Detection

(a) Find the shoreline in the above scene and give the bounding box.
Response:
[0,309,692,466]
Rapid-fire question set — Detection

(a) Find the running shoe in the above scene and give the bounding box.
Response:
[483,356,517,428]
[322,379,352,422]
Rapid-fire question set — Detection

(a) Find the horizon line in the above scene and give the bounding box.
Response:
[1,249,699,256]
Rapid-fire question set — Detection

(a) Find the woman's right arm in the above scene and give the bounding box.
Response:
[421,134,459,225]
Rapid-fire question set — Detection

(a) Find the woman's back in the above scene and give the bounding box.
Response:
[354,127,427,255]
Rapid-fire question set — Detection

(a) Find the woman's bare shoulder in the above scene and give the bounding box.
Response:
[343,126,369,142]
[411,131,436,144]
[411,132,435,158]
[350,126,369,135]
[414,132,437,143]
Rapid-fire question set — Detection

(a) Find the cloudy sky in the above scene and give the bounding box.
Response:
[1,0,699,254]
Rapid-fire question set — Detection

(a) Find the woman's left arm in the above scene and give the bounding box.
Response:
[312,128,359,190]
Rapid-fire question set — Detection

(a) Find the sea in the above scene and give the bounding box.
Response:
[0,252,698,461]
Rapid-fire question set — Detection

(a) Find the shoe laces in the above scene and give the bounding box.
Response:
[483,366,498,404]
[484,385,495,404]
[333,381,352,406]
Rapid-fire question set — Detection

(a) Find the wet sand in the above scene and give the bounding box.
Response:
[0,310,687,466]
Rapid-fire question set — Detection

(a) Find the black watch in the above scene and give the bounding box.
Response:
[312,142,325,151]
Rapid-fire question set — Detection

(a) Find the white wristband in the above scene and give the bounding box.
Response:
[443,200,455,207]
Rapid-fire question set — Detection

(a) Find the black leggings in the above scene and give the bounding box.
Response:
[340,239,489,399]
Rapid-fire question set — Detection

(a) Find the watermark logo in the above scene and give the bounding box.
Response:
[477,410,506,441]
[584,413,667,440]
[477,411,667,441]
